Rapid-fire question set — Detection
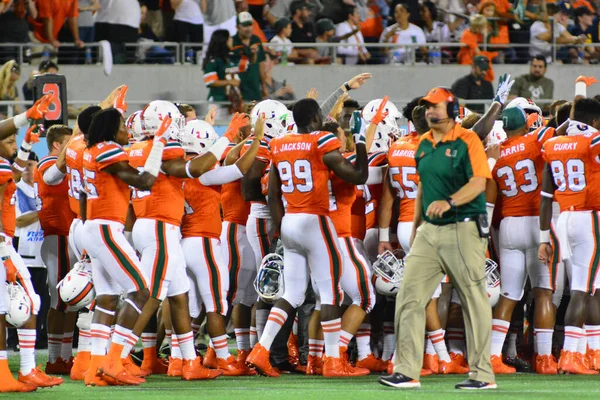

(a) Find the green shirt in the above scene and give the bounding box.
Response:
[231,34,266,101]
[415,124,491,225]
[509,74,554,101]
[203,57,238,102]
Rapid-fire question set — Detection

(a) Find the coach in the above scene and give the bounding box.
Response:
[379,87,495,390]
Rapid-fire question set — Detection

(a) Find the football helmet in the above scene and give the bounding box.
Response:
[140,100,186,139]
[250,99,291,140]
[485,258,501,307]
[371,250,404,296]
[506,97,543,131]
[58,259,95,311]
[254,253,284,303]
[180,120,218,154]
[125,110,144,144]
[6,282,31,328]
[487,120,507,145]
[362,99,401,152]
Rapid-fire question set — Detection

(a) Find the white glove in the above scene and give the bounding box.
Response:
[494,73,514,106]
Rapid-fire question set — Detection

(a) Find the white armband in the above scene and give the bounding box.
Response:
[487,158,497,171]
[541,191,554,199]
[208,137,231,162]
[17,141,32,163]
[540,230,550,243]
[366,166,383,185]
[143,141,165,177]
[379,227,390,242]
[43,164,67,185]
[575,81,587,98]
[13,112,28,129]
[199,164,243,186]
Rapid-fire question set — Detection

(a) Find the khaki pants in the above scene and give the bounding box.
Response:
[393,221,495,383]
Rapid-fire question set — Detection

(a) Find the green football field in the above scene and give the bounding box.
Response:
[7,353,600,400]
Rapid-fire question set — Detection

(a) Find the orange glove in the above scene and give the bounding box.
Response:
[4,258,17,283]
[371,96,389,125]
[224,112,250,141]
[25,93,55,120]
[24,124,42,145]
[153,116,172,145]
[114,85,128,114]
[575,76,598,87]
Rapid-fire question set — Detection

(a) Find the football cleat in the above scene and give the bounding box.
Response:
[182,357,222,381]
[491,355,516,374]
[246,344,280,377]
[356,354,388,372]
[422,354,439,374]
[558,350,598,375]
[167,357,183,377]
[306,354,323,375]
[535,354,558,375]
[70,351,91,381]
[18,367,63,387]
[203,347,218,369]
[216,356,245,376]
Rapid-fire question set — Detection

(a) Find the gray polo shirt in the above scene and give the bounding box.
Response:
[204,0,235,25]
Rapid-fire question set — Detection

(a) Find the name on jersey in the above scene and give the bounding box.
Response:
[391,149,415,158]
[129,148,144,158]
[553,142,578,151]
[66,148,78,159]
[83,152,92,162]
[500,143,525,158]
[273,142,312,154]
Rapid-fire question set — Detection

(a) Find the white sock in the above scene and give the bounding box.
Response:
[112,325,132,347]
[491,319,510,356]
[177,332,196,360]
[535,328,554,356]
[18,329,36,375]
[339,329,353,349]
[48,333,63,363]
[447,327,466,355]
[170,331,182,359]
[292,315,299,335]
[121,333,138,358]
[259,308,288,351]
[62,331,74,361]
[90,323,111,356]
[585,325,600,351]
[356,324,371,361]
[382,322,395,361]
[0,351,6,360]
[234,328,250,351]
[428,329,450,363]
[191,323,201,338]
[577,330,587,354]
[425,338,436,355]
[78,329,92,352]
[142,332,157,349]
[107,325,115,349]
[255,309,270,341]
[563,326,583,352]
[322,318,341,358]
[506,331,518,358]
[308,339,324,357]
[212,334,230,359]
[250,326,258,348]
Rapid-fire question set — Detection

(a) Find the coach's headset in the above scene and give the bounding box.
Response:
[419,87,460,123]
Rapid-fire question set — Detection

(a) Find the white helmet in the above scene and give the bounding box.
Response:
[140,100,186,138]
[371,250,404,297]
[180,120,218,154]
[485,258,501,307]
[254,253,284,303]
[362,99,401,152]
[125,110,144,144]
[6,282,31,328]
[506,97,543,131]
[250,99,291,140]
[58,259,95,311]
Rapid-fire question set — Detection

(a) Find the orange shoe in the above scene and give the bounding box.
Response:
[576,352,598,374]
[558,350,598,375]
[535,354,558,375]
[98,356,145,385]
[216,355,245,376]
[203,347,218,369]
[84,355,106,387]
[439,356,470,374]
[246,344,280,377]
[420,368,432,376]
[45,358,70,375]
[295,364,307,373]
[167,357,183,377]
[70,351,91,381]
[356,354,388,372]
[306,355,323,375]
[449,352,468,368]
[182,357,223,381]
[0,359,35,393]
[587,349,600,371]
[287,334,300,367]
[322,356,369,377]
[423,354,439,374]
[18,366,63,387]
[491,355,516,374]
[387,360,393,375]
[236,350,258,376]
[140,347,168,376]
[122,355,147,377]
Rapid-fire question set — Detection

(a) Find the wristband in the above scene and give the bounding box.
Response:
[185,160,194,179]
[540,230,550,243]
[17,149,30,162]
[575,81,587,97]
[541,191,554,199]
[379,227,390,242]
[446,197,456,208]
[344,82,351,91]
[12,162,25,172]
[14,112,28,129]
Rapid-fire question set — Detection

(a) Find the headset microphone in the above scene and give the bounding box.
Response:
[429,117,451,124]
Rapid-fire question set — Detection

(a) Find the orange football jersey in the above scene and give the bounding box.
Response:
[65,134,86,218]
[0,158,16,238]
[34,155,76,236]
[128,140,185,226]
[82,142,131,224]
[387,133,420,223]
[542,131,600,212]
[221,143,250,225]
[181,174,222,239]
[270,131,341,215]
[329,153,358,238]
[365,151,388,229]
[492,127,554,218]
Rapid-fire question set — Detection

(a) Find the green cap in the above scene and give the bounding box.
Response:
[502,107,527,131]
[473,55,490,71]
[316,18,335,34]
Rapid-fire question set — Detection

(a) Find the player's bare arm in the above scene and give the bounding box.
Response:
[267,164,285,235]
[377,171,395,254]
[242,159,268,202]
[323,142,368,185]
[78,189,87,223]
[472,73,515,140]
[538,164,556,264]
[103,161,157,191]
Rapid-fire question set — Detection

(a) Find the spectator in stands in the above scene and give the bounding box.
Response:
[289,1,321,61]
[315,18,339,62]
[201,0,237,59]
[0,60,21,119]
[340,98,360,129]
[361,0,385,41]
[171,0,204,45]
[529,2,587,63]
[389,0,421,25]
[22,60,59,101]
[231,12,268,101]
[479,1,514,63]
[137,5,175,64]
[379,3,427,64]
[567,0,595,12]
[235,0,268,42]
[509,55,554,103]
[78,0,100,43]
[451,55,494,114]
[569,6,600,62]
[203,29,242,103]
[0,0,36,63]
[336,5,371,64]
[265,0,296,23]
[269,17,303,63]
[263,57,296,101]
[95,0,141,64]
[420,1,450,43]
[140,1,165,40]
[457,14,495,65]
